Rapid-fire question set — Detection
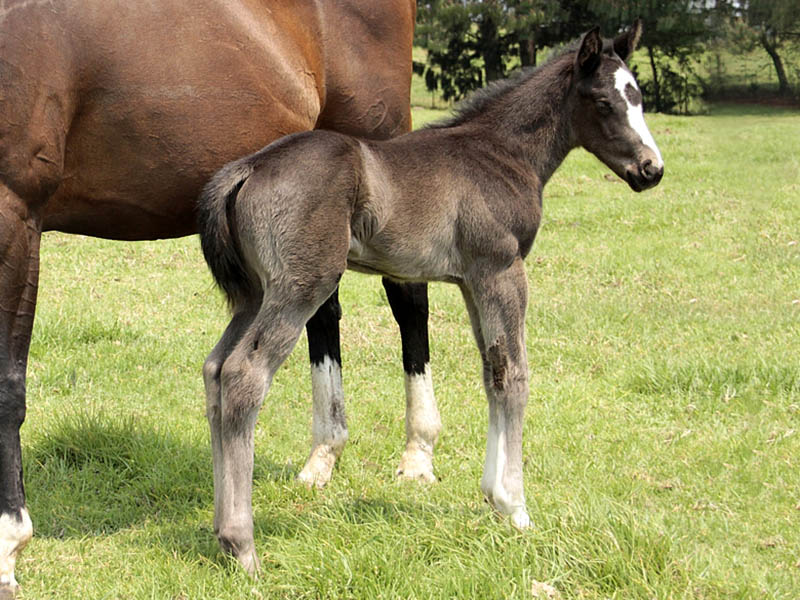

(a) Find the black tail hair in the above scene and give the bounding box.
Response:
[197,159,261,309]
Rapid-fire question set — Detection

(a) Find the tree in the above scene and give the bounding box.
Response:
[415,1,570,101]
[586,1,710,112]
[735,0,800,96]
[415,0,712,112]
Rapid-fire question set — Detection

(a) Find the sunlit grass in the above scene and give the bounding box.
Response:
[17,104,800,598]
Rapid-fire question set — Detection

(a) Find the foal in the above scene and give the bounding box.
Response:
[198,22,663,572]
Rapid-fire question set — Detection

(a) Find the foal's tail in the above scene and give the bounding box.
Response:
[197,158,261,310]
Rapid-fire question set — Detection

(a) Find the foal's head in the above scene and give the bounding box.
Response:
[571,21,664,192]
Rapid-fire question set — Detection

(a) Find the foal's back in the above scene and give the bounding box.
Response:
[230,123,541,288]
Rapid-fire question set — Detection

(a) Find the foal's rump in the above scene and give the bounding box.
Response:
[198,131,359,309]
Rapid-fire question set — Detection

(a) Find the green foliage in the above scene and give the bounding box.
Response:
[732,0,800,96]
[658,0,800,100]
[636,52,704,115]
[414,2,485,101]
[414,1,591,100]
[415,0,712,113]
[19,105,800,597]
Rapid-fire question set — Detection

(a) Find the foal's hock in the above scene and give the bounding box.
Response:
[198,22,663,573]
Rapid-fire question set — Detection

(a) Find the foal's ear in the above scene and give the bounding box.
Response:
[613,19,643,63]
[576,27,602,76]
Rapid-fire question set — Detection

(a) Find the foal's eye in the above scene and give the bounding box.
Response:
[596,100,613,115]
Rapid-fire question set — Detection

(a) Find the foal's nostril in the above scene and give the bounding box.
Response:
[640,159,662,182]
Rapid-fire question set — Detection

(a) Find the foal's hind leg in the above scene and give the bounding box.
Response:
[214,283,341,574]
[462,258,531,529]
[297,289,348,488]
[202,306,258,535]
[384,280,440,483]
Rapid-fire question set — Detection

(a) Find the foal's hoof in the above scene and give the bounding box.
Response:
[218,530,261,578]
[395,448,436,484]
[510,507,532,530]
[483,491,532,530]
[235,547,261,578]
[0,584,17,600]
[220,539,261,578]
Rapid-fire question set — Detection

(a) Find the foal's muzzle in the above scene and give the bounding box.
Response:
[625,159,664,192]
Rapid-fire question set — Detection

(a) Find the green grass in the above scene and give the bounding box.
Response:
[17,104,800,598]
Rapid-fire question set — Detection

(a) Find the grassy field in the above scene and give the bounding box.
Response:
[15,103,800,599]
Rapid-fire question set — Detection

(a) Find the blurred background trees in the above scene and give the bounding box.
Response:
[414,0,800,113]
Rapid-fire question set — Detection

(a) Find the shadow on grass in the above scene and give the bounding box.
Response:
[21,410,455,555]
[22,410,295,540]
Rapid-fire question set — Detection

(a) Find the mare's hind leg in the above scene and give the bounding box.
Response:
[384,280,440,483]
[461,258,531,529]
[202,305,259,535]
[0,188,40,596]
[297,289,348,488]
[214,281,341,574]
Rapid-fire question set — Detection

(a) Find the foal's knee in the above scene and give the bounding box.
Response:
[202,355,220,384]
[484,337,527,399]
[202,357,222,417]
[219,354,267,426]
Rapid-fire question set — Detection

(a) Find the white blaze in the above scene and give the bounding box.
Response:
[614,67,663,168]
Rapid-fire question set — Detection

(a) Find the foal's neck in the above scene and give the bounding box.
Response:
[470,56,576,185]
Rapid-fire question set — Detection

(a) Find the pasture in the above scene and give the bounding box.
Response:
[17,104,800,598]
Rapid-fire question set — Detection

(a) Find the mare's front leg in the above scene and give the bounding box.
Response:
[462,258,531,528]
[298,281,440,486]
[297,290,348,488]
[383,280,441,483]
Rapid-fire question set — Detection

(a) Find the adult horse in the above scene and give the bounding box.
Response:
[198,22,663,573]
[0,1,438,595]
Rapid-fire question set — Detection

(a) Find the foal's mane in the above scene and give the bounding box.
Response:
[426,46,577,131]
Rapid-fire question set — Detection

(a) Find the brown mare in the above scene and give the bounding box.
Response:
[0,1,436,595]
[198,22,663,573]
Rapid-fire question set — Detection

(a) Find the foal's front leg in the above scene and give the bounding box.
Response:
[462,258,531,528]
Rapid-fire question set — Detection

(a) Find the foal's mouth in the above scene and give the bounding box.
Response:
[625,170,646,192]
[625,163,664,192]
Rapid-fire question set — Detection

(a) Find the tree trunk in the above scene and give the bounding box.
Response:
[760,32,790,96]
[647,45,662,112]
[479,14,504,82]
[519,38,536,67]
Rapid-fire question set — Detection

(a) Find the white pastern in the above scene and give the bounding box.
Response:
[614,67,663,168]
[480,403,500,499]
[0,509,32,590]
[297,356,348,488]
[396,365,440,483]
[481,408,530,528]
